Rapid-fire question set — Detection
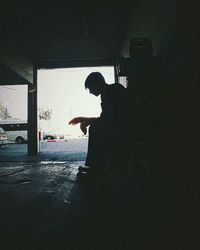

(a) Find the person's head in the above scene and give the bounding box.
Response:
[84,72,106,96]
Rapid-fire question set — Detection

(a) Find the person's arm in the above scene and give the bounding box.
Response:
[68,116,98,125]
[68,116,98,135]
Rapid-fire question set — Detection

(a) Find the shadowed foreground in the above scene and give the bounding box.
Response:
[0,159,154,250]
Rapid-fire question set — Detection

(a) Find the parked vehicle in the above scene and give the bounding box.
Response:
[43,132,57,140]
[0,120,28,144]
[0,126,9,146]
[43,131,64,140]
[57,133,64,139]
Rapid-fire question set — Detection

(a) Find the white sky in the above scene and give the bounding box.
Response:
[38,66,114,136]
[0,85,27,120]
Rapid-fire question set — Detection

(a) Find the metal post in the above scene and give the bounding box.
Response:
[114,63,119,84]
[28,66,38,155]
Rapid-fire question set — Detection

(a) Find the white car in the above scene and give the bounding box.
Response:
[0,127,9,146]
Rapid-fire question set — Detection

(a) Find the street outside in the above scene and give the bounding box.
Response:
[0,137,88,162]
[40,137,88,152]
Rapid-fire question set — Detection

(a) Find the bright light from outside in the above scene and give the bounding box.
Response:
[0,85,27,121]
[38,66,114,137]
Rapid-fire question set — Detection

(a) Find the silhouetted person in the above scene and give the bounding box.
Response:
[69,72,126,177]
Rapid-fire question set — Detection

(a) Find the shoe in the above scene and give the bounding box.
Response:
[78,166,90,173]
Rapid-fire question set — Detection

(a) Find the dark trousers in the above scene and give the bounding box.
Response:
[85,120,128,171]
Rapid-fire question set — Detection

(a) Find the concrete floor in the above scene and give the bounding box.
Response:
[0,144,158,249]
[0,158,141,250]
[0,160,82,249]
[0,152,192,249]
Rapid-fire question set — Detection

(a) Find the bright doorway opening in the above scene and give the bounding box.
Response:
[38,66,114,159]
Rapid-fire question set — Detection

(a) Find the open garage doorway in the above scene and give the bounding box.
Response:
[37,66,114,161]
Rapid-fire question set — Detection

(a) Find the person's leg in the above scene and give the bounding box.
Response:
[85,120,109,172]
[104,124,129,173]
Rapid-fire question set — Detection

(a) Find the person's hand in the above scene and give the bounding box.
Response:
[68,117,86,125]
[80,122,87,135]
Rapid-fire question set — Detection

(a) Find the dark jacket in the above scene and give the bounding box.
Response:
[100,83,126,126]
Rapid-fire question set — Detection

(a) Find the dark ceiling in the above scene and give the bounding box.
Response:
[0,0,134,68]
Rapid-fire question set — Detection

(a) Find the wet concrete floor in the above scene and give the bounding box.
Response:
[0,142,155,250]
[0,159,141,250]
[0,160,80,249]
[1,156,188,250]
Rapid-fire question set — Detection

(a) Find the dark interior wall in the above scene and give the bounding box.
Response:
[119,1,198,248]
[155,3,198,247]
[121,0,176,57]
[120,0,198,185]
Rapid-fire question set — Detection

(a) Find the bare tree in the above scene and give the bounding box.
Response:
[39,108,52,121]
[0,102,12,120]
